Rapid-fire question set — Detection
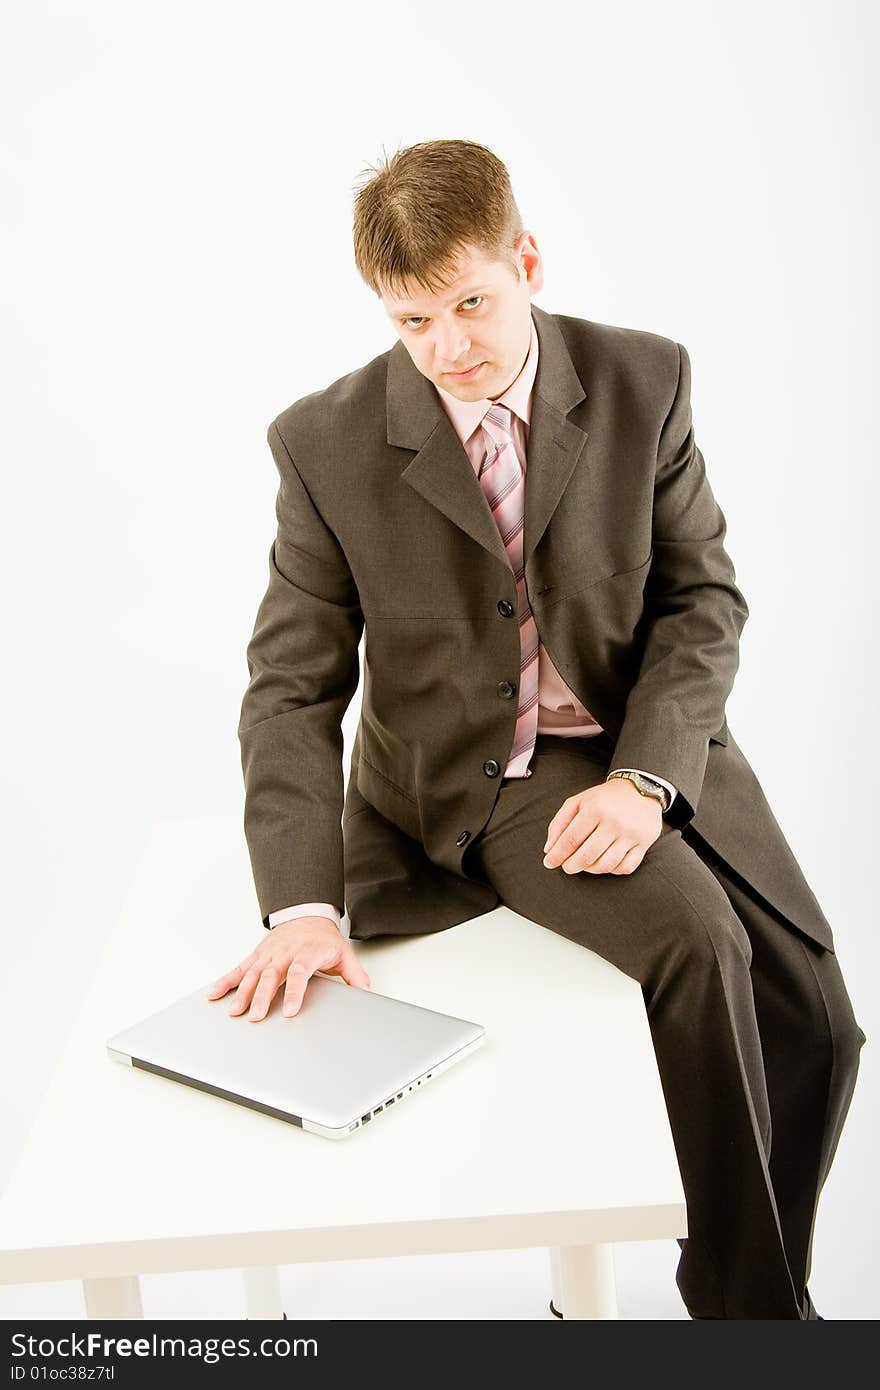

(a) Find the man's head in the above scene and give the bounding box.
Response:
[353,139,544,401]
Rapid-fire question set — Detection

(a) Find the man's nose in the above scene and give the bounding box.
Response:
[436,335,471,368]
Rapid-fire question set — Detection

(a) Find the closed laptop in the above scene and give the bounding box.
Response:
[107,973,486,1139]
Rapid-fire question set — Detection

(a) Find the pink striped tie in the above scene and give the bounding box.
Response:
[478,404,538,779]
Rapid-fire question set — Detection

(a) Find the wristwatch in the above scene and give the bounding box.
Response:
[605,769,671,813]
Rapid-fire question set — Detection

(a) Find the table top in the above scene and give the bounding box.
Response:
[0,815,686,1282]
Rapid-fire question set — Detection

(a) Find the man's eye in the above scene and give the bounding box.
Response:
[403,295,483,330]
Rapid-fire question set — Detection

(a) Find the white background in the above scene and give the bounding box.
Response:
[2,0,877,1319]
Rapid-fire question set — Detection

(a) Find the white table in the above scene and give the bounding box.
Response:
[0,815,686,1320]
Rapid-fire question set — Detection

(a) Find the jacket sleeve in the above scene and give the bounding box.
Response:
[608,342,749,828]
[238,419,364,929]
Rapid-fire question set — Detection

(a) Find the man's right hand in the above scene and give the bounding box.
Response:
[206,916,371,1022]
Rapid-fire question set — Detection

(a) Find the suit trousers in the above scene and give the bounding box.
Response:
[464,731,867,1319]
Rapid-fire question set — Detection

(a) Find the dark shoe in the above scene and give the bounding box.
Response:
[803,1286,825,1321]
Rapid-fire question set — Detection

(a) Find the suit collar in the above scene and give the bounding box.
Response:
[386,302,589,573]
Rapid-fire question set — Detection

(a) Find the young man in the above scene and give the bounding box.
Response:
[209,139,866,1319]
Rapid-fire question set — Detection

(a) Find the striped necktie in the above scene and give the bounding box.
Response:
[478,404,538,778]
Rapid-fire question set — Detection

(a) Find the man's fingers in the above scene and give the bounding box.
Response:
[544,810,599,866]
[610,845,645,875]
[206,950,259,999]
[242,961,286,1021]
[209,919,356,1023]
[282,959,319,1018]
[340,950,371,991]
[558,835,613,873]
[572,838,636,874]
[211,930,362,1024]
[543,803,574,853]
[225,963,265,1016]
[206,966,246,999]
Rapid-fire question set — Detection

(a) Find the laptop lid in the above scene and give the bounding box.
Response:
[106,973,486,1140]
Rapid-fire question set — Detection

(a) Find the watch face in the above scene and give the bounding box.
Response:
[641,779,669,809]
[615,772,668,809]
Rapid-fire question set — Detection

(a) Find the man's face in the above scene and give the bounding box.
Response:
[380,233,544,401]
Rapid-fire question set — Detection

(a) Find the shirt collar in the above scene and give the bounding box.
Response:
[434,309,539,447]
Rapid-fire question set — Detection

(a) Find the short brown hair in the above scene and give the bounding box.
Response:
[352,138,524,300]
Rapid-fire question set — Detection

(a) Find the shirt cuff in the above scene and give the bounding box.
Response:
[267,902,342,930]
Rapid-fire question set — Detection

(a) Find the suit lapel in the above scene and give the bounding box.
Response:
[387,303,591,573]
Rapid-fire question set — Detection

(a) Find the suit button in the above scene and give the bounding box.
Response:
[497,599,514,617]
[483,760,501,777]
[456,830,470,846]
[497,680,516,699]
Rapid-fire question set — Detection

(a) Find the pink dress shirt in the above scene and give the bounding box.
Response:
[268,311,676,930]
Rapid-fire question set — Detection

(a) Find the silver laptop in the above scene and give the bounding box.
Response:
[106,973,486,1140]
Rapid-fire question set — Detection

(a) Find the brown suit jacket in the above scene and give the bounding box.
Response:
[238,303,835,954]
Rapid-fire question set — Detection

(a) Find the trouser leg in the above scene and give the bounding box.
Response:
[465,733,854,1318]
[680,829,867,1317]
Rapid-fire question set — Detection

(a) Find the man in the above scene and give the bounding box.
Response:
[208,139,866,1319]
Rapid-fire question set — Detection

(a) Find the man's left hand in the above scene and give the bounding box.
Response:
[543,779,663,876]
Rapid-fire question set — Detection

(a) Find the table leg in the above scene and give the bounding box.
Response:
[242,1265,285,1319]
[549,1243,618,1319]
[82,1275,144,1320]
